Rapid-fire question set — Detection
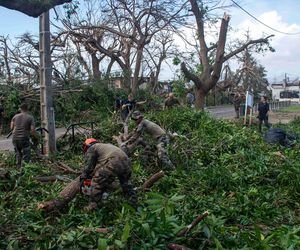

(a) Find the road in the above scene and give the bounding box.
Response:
[206,105,236,119]
[0,127,72,152]
[0,106,236,152]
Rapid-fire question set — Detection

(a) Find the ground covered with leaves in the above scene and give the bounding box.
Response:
[1,108,300,249]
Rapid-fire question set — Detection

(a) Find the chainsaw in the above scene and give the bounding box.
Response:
[81,178,93,196]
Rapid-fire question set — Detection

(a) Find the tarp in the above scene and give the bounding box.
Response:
[264,128,297,147]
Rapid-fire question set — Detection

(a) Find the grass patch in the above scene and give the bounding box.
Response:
[279,104,300,112]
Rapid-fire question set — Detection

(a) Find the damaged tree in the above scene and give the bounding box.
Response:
[181,0,273,109]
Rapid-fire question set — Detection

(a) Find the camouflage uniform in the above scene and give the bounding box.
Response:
[82,143,137,207]
[233,92,242,118]
[164,97,180,109]
[11,112,35,167]
[126,119,174,168]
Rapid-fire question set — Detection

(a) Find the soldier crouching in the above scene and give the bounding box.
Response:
[81,138,137,211]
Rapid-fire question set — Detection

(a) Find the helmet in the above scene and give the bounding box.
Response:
[131,111,143,120]
[83,138,97,153]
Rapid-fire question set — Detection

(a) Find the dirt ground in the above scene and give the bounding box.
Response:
[268,111,300,124]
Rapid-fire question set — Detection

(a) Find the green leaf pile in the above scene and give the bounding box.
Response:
[1,107,299,249]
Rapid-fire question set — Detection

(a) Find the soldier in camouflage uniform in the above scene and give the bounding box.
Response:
[10,103,36,168]
[123,111,174,169]
[233,92,242,119]
[81,138,137,211]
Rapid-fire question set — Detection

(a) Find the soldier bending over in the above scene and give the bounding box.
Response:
[81,138,137,211]
[123,111,174,169]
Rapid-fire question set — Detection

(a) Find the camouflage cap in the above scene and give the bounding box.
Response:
[131,111,143,120]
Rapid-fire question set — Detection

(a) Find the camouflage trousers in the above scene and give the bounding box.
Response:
[90,156,137,207]
[234,104,240,118]
[157,135,174,169]
[123,135,174,169]
[12,138,31,168]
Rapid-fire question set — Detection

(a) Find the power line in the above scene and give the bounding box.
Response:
[231,0,300,35]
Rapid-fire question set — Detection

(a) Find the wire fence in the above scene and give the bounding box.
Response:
[252,100,292,113]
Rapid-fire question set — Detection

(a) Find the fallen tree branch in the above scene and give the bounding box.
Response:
[167,243,192,250]
[81,227,110,233]
[55,162,81,174]
[33,175,71,183]
[142,171,165,190]
[177,211,209,237]
[37,176,81,212]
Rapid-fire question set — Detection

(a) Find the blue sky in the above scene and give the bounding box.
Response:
[0,7,39,37]
[0,1,299,82]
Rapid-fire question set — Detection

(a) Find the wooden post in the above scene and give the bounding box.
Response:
[243,91,248,125]
[39,11,56,155]
[249,107,253,125]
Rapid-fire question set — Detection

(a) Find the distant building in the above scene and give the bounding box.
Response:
[270,79,300,102]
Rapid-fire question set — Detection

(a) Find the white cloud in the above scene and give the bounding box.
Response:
[160,10,300,82]
[233,11,300,80]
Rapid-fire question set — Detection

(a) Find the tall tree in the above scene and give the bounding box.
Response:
[181,0,273,109]
[238,49,269,97]
[144,31,177,93]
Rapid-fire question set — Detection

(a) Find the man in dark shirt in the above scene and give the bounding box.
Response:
[10,103,36,167]
[186,91,195,108]
[258,96,271,132]
[121,94,146,122]
[114,95,122,112]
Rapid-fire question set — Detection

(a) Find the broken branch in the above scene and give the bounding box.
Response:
[33,175,71,183]
[142,170,165,190]
[55,162,81,174]
[177,211,209,237]
[167,243,192,250]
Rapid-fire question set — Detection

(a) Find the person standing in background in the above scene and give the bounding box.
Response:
[258,96,271,132]
[121,94,146,122]
[10,103,36,168]
[164,93,180,109]
[233,91,242,119]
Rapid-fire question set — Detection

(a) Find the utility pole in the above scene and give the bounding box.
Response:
[39,11,56,155]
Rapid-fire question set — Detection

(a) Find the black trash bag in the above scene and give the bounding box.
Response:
[264,128,296,147]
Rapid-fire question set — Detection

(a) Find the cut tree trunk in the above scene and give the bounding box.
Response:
[37,176,81,212]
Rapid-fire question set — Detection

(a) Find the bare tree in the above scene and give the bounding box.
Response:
[105,0,189,94]
[0,36,13,84]
[180,0,273,109]
[144,31,177,93]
